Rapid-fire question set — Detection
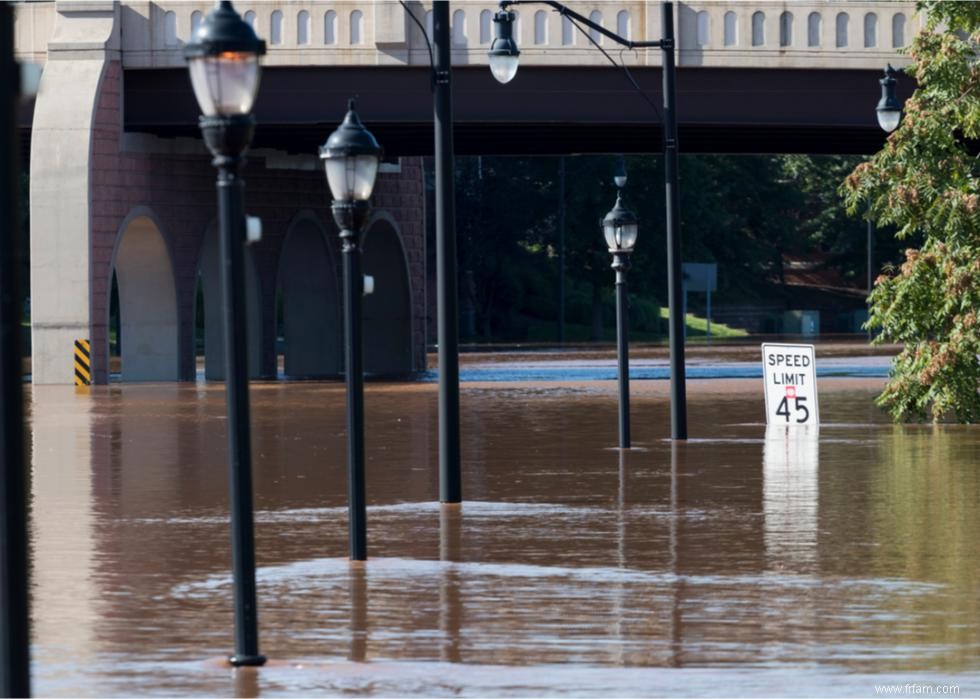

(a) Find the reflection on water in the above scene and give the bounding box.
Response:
[27,379,980,696]
[763,425,819,568]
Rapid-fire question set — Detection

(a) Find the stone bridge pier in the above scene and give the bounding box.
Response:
[28,4,426,385]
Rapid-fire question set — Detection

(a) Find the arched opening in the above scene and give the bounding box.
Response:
[696,11,709,46]
[270,10,283,45]
[277,216,341,379]
[561,15,574,45]
[534,10,548,45]
[892,13,906,47]
[779,11,793,47]
[325,10,337,44]
[350,10,363,44]
[807,12,821,47]
[617,10,630,40]
[752,11,765,46]
[588,10,603,44]
[362,219,413,376]
[724,11,737,46]
[109,271,120,372]
[864,12,877,47]
[480,10,492,43]
[196,224,263,381]
[111,215,179,381]
[164,11,177,46]
[243,10,255,30]
[297,10,310,45]
[193,276,204,372]
[836,12,849,48]
[453,9,467,45]
[190,10,203,39]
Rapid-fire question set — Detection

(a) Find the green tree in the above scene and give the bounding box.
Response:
[843,2,980,422]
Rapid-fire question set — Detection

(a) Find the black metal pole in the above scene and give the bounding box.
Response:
[433,2,461,503]
[204,115,265,667]
[558,157,566,344]
[614,262,631,449]
[662,1,688,441]
[0,6,30,695]
[866,218,873,296]
[336,203,368,561]
[866,214,874,340]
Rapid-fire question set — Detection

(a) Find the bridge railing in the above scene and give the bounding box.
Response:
[14,1,918,70]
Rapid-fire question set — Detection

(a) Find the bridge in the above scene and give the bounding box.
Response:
[14,1,917,384]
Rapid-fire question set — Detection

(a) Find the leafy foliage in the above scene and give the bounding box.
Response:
[843,1,980,422]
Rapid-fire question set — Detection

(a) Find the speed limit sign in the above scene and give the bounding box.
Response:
[761,343,819,425]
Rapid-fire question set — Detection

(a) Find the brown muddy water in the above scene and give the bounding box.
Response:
[27,371,980,697]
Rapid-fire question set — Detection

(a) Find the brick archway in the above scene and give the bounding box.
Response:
[195,223,264,381]
[276,212,342,379]
[362,213,414,376]
[110,211,179,381]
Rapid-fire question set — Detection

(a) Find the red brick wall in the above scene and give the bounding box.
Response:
[89,61,426,383]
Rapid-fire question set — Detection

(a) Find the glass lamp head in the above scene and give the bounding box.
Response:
[614,155,628,189]
[876,63,902,133]
[489,9,520,84]
[183,1,266,117]
[602,194,639,253]
[319,100,383,203]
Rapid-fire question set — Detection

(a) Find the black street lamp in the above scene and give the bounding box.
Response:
[184,0,266,668]
[0,5,30,696]
[398,0,462,504]
[320,101,382,562]
[876,64,902,133]
[867,65,904,330]
[489,1,688,440]
[602,185,638,450]
[613,155,628,189]
[489,9,521,84]
[432,4,462,504]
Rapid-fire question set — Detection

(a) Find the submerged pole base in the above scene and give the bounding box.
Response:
[229,654,267,667]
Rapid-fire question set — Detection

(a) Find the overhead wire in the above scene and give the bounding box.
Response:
[563,13,664,123]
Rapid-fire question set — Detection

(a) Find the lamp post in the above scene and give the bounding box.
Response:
[489,1,688,440]
[183,0,266,667]
[602,188,638,450]
[868,65,903,335]
[0,5,30,695]
[320,101,382,562]
[432,3,462,504]
[398,0,462,503]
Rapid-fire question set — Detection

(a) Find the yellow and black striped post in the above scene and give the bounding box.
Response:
[74,339,91,386]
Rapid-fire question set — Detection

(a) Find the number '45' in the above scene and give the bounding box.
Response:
[776,396,809,423]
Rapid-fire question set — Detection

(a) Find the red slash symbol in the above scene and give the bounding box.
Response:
[786,386,797,398]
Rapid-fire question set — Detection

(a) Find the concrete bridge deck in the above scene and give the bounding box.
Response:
[13,1,918,384]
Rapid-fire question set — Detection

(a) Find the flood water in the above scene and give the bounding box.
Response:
[27,362,980,696]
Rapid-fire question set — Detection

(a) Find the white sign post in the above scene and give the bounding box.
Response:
[761,343,819,425]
